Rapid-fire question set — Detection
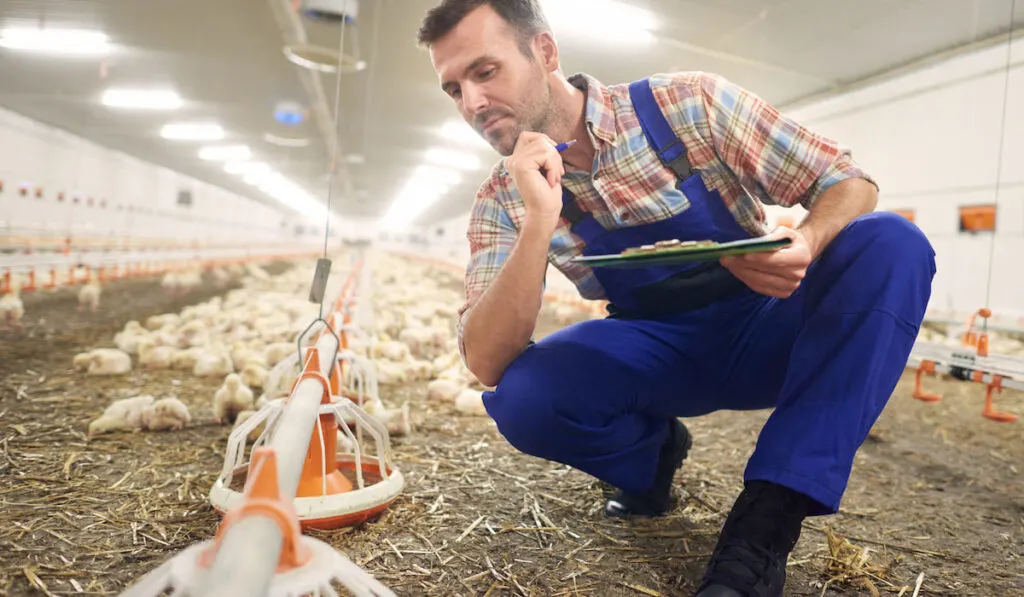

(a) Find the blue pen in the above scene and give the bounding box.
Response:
[554,139,577,153]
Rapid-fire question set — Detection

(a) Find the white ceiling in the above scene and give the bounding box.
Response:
[0,0,1021,225]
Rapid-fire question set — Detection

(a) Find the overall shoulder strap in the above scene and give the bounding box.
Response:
[628,78,693,180]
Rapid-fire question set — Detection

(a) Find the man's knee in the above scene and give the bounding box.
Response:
[839,211,936,274]
[483,347,564,457]
[484,321,619,457]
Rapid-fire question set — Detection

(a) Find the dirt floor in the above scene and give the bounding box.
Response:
[1,269,1022,597]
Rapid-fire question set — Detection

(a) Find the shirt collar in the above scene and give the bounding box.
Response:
[567,72,617,148]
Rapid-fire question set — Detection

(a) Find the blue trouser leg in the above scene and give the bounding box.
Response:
[728,212,935,513]
[483,212,935,512]
[483,312,726,495]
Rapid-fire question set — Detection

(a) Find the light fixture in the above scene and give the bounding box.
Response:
[274,101,306,126]
[283,43,365,74]
[101,88,182,110]
[199,145,251,161]
[224,161,270,176]
[263,132,311,148]
[0,27,110,54]
[243,169,275,186]
[541,0,656,44]
[440,119,490,149]
[257,173,327,219]
[160,122,224,141]
[425,148,481,171]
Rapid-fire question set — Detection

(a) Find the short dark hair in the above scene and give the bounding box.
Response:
[417,0,550,57]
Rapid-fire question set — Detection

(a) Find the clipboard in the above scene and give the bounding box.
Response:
[570,237,792,268]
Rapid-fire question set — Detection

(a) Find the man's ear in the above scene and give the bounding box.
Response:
[534,31,560,73]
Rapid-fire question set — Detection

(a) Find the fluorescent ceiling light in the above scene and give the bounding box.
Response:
[101,89,182,110]
[224,161,269,175]
[263,132,311,148]
[243,169,275,186]
[161,122,224,141]
[541,0,656,44]
[257,173,327,219]
[199,145,251,161]
[425,148,481,171]
[0,27,110,54]
[440,120,490,149]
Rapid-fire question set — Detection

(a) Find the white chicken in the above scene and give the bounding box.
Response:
[363,399,412,436]
[263,342,296,367]
[77,280,101,312]
[374,360,408,385]
[75,348,132,376]
[170,348,200,370]
[193,350,234,377]
[144,397,191,431]
[231,342,269,371]
[0,283,25,330]
[427,378,466,403]
[137,339,174,370]
[88,395,155,436]
[146,313,181,331]
[455,389,488,416]
[240,362,269,389]
[372,340,411,362]
[213,373,255,424]
[114,321,148,354]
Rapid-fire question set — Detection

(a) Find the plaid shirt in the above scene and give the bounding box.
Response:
[457,71,874,355]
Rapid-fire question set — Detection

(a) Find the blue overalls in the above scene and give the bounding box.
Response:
[482,79,936,515]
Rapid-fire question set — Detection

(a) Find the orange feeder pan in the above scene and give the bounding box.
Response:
[210,345,404,530]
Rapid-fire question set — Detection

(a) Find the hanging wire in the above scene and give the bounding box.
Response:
[316,4,350,320]
[360,1,384,158]
[981,0,1018,333]
[323,9,348,256]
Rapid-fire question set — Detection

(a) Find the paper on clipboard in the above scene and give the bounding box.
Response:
[570,237,792,268]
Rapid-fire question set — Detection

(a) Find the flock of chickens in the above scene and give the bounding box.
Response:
[0,263,212,331]
[77,253,597,444]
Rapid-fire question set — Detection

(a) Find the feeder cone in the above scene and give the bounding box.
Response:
[296,412,353,497]
[199,447,312,573]
[119,446,397,597]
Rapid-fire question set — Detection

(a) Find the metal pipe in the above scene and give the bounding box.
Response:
[191,285,344,597]
[191,517,283,597]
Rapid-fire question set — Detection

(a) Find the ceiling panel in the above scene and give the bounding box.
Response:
[0,0,1020,226]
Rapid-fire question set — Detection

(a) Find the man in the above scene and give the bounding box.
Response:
[417,1,936,595]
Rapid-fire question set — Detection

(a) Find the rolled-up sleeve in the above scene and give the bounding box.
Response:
[456,180,518,363]
[695,72,876,210]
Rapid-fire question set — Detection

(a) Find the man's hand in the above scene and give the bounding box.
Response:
[505,132,565,229]
[720,226,813,298]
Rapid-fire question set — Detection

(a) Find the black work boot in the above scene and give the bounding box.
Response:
[605,418,692,518]
[694,480,814,597]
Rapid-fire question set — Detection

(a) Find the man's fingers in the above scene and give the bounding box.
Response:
[736,259,805,281]
[722,255,804,281]
[733,247,808,269]
[740,272,799,298]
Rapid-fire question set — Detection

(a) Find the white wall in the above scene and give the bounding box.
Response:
[776,36,1024,318]
[0,106,290,246]
[402,37,1024,316]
